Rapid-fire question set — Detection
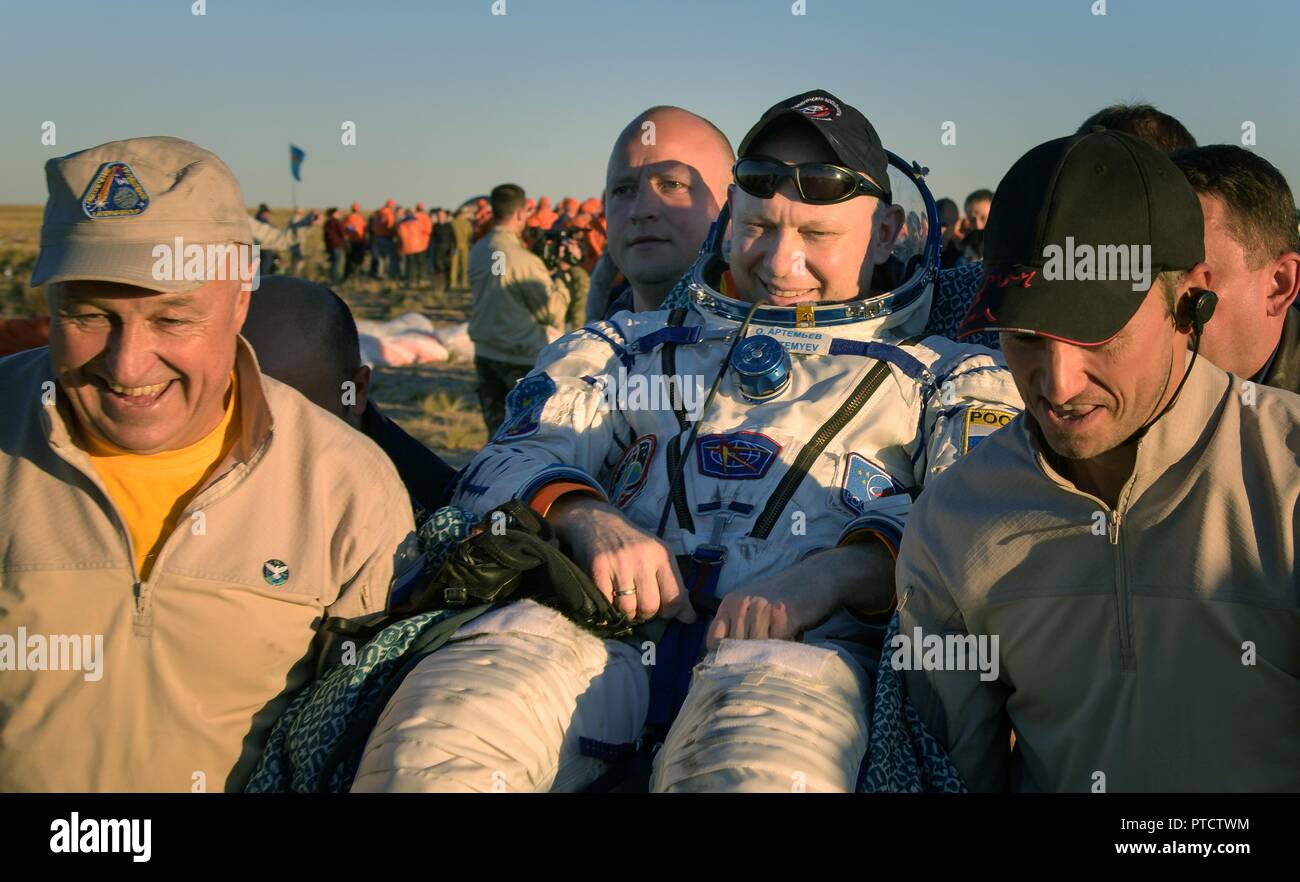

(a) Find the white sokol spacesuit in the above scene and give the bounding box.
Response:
[352,157,1023,793]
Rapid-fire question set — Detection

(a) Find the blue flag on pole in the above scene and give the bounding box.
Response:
[289,145,306,182]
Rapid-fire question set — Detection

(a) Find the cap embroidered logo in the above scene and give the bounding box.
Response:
[793,96,842,120]
[80,161,150,218]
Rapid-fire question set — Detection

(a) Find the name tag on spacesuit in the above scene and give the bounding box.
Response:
[746,326,834,356]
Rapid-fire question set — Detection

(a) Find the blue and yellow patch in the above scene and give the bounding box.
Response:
[494,372,555,442]
[841,453,904,514]
[609,434,656,507]
[962,407,1015,454]
[696,431,781,480]
[80,161,150,218]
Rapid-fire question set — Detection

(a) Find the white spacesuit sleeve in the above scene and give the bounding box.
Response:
[917,341,1024,481]
[834,341,1021,561]
[836,494,912,559]
[452,319,636,516]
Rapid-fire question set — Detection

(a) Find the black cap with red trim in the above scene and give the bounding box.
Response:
[957,128,1204,345]
[738,90,892,203]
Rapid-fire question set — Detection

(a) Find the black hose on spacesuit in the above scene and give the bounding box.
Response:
[654,298,761,540]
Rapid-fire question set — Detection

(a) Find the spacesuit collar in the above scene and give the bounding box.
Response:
[691,281,933,344]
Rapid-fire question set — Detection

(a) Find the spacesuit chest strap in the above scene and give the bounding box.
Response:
[747,335,925,540]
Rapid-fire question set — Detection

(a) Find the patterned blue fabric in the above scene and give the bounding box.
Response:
[245,505,482,793]
[660,271,695,312]
[858,612,967,793]
[924,262,1001,350]
[660,263,1000,351]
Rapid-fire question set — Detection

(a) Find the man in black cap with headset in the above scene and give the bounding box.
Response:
[896,129,1300,792]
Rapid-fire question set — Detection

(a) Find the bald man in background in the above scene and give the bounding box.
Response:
[241,276,459,526]
[586,105,735,321]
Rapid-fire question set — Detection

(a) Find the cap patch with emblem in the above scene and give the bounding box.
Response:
[792,96,842,120]
[963,408,1015,454]
[262,559,290,586]
[80,161,150,218]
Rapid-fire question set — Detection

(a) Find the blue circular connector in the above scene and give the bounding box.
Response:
[730,334,792,402]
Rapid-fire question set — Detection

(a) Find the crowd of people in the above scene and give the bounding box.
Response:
[266,192,611,293]
[1,93,1297,794]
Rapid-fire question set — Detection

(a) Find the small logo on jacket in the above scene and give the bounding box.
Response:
[262,559,290,586]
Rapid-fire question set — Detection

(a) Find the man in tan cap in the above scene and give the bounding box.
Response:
[0,136,418,792]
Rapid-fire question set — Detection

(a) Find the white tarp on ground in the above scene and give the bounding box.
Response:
[357,313,474,367]
[432,322,475,362]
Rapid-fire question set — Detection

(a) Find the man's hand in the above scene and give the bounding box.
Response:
[706,576,838,650]
[705,543,895,650]
[547,495,696,624]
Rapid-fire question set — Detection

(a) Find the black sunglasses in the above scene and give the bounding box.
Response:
[733,156,891,205]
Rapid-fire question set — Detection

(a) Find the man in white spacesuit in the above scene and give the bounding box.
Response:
[351,91,1022,793]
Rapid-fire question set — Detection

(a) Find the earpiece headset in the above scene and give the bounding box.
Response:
[1180,288,1218,337]
[1134,288,1218,437]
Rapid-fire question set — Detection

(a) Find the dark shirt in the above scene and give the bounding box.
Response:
[1258,305,1300,395]
[600,281,635,322]
[324,218,347,251]
[939,234,963,270]
[360,402,460,527]
[432,222,455,258]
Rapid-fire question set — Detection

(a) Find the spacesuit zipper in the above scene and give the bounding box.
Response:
[664,437,694,533]
[750,359,893,539]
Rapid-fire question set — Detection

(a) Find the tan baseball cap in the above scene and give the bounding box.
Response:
[31,136,254,293]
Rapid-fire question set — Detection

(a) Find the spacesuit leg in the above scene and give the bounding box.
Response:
[351,599,650,793]
[649,639,873,793]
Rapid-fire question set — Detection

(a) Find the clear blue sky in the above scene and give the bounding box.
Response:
[3,0,1296,210]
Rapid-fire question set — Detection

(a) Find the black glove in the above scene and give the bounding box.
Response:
[395,500,633,639]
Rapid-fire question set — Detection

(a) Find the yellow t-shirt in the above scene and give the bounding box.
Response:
[79,374,241,581]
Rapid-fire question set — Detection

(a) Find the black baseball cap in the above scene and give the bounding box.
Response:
[738,90,892,203]
[957,128,1204,345]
